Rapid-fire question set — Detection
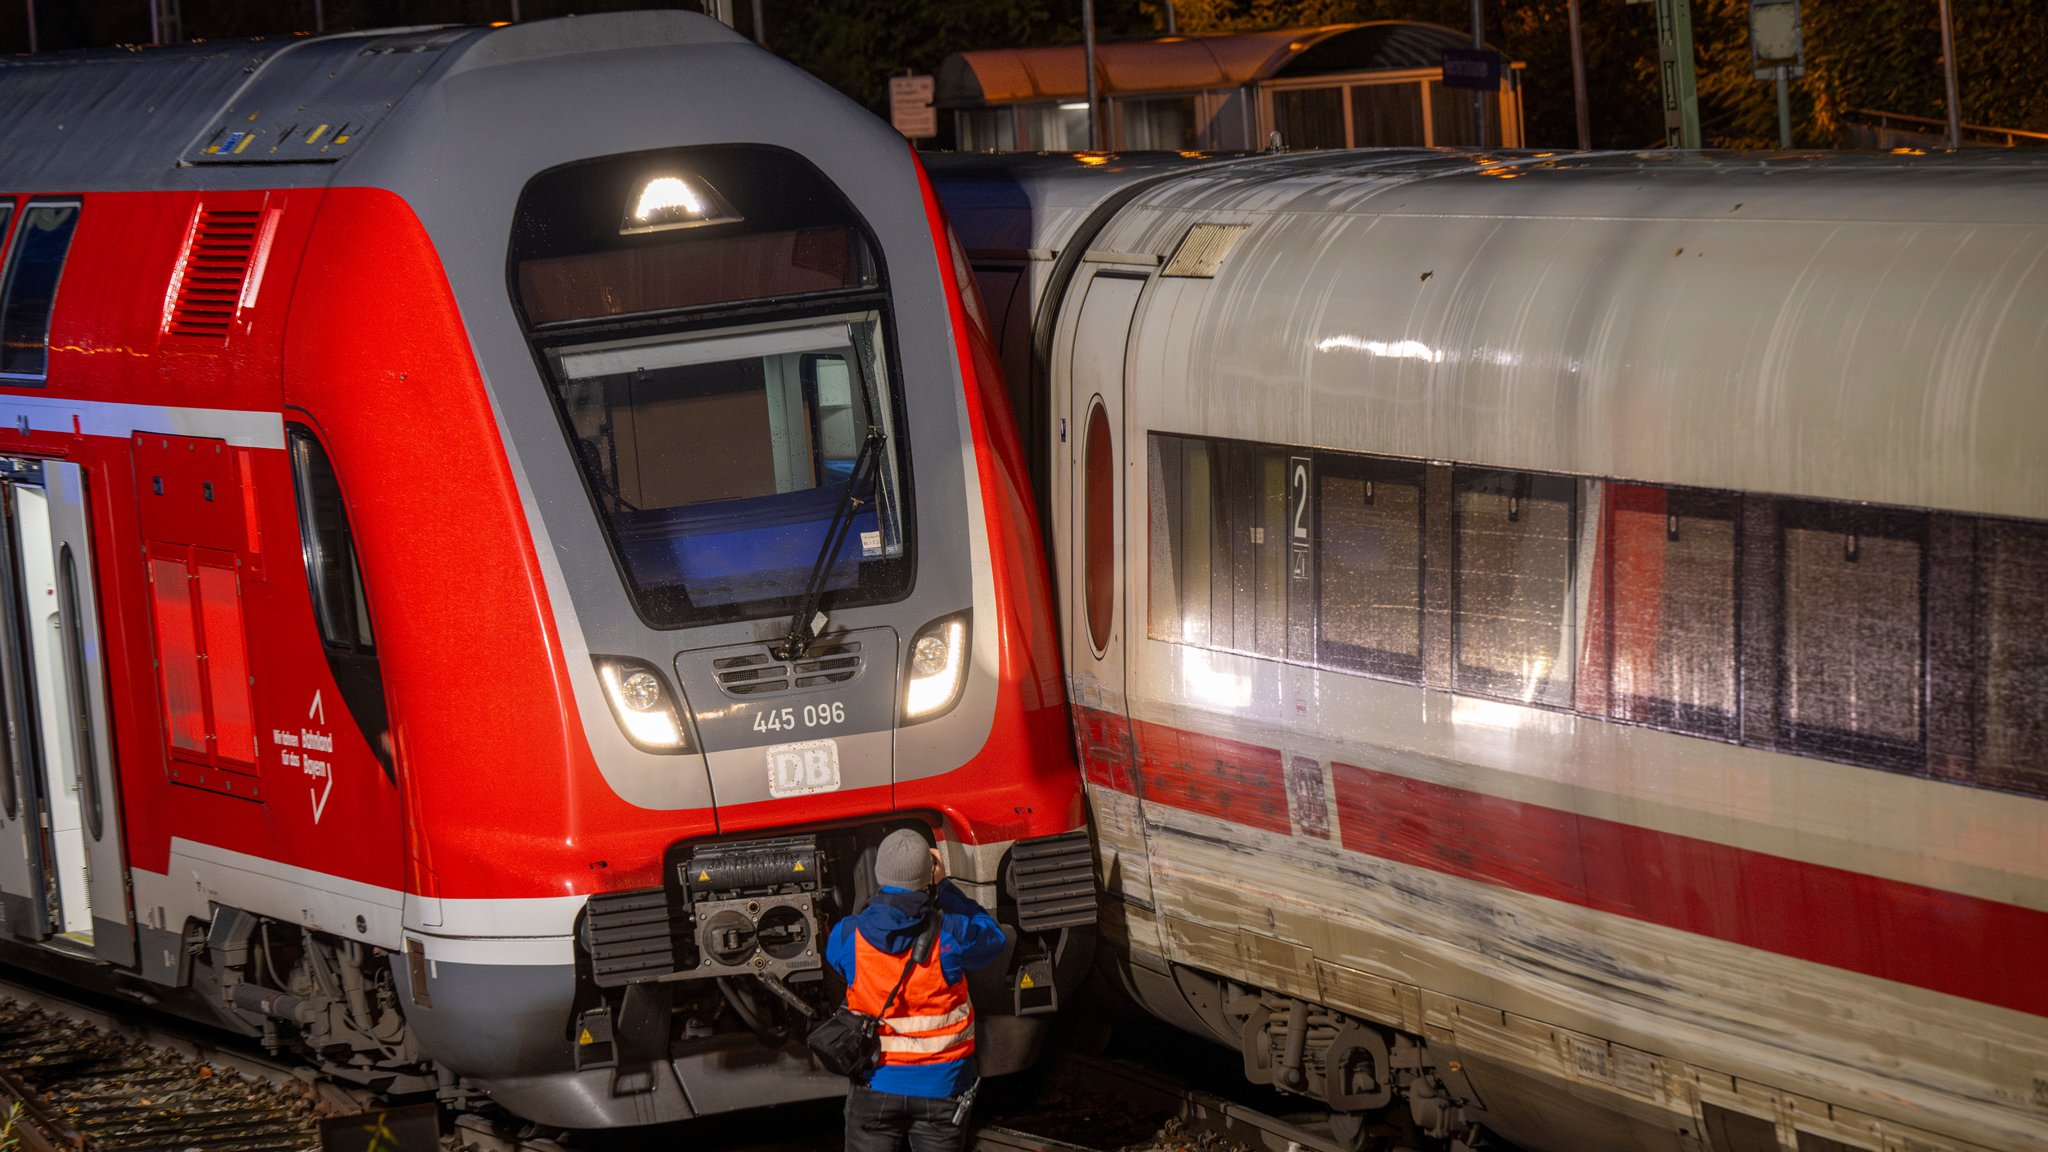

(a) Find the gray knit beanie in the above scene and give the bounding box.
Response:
[874,828,934,890]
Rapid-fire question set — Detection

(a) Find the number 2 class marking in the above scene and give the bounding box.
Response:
[753,700,846,733]
[1291,460,1310,540]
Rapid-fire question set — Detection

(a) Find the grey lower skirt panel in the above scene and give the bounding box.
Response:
[392,955,853,1127]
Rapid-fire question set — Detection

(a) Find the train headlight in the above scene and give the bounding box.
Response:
[903,612,969,723]
[595,657,690,752]
[620,174,741,234]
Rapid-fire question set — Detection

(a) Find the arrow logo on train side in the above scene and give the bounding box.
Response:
[309,690,326,725]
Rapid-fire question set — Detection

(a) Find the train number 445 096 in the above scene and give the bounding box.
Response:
[752,702,846,732]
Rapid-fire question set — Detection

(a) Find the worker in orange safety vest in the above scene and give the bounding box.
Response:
[827,827,1008,1152]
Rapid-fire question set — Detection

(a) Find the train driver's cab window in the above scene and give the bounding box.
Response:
[510,143,912,629]
[0,202,79,382]
[549,317,905,620]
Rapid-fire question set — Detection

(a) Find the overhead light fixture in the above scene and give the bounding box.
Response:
[1058,102,1089,111]
[620,174,741,235]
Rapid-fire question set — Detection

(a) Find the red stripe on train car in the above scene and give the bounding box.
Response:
[1329,759,2048,1019]
[1127,715,1291,835]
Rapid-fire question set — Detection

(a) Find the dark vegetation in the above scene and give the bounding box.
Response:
[2,0,2042,149]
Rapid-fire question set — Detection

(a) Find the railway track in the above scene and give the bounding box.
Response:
[0,970,1378,1152]
[0,980,328,1152]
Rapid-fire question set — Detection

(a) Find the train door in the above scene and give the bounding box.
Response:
[1059,268,1158,911]
[0,463,49,942]
[0,460,131,964]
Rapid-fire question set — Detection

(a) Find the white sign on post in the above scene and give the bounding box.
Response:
[889,74,937,140]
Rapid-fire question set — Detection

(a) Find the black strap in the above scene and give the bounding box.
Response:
[876,914,936,1020]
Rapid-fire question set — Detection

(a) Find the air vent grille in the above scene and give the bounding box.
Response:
[167,209,262,341]
[1162,223,1249,278]
[584,887,677,989]
[1010,829,1098,932]
[713,641,863,698]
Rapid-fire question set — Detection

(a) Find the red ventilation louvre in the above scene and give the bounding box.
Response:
[166,209,264,341]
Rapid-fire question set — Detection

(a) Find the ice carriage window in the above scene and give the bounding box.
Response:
[0,202,78,381]
[1316,456,1425,683]
[1147,436,1297,659]
[1603,484,1739,740]
[1772,501,1925,769]
[1148,434,1213,647]
[1453,469,1576,708]
[1971,519,2048,795]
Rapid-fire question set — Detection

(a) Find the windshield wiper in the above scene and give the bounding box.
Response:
[773,324,889,662]
[773,428,883,661]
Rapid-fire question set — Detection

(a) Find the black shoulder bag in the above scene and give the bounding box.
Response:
[808,914,937,1080]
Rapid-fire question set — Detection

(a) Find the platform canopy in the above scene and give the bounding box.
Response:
[936,22,1486,107]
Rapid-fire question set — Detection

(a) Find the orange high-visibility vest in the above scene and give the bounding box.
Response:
[847,930,975,1067]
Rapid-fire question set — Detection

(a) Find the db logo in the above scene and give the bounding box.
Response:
[767,739,841,799]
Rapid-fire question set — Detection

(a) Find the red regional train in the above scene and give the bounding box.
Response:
[932,150,2048,1152]
[0,13,1095,1127]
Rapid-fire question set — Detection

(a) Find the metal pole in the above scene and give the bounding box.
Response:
[24,0,35,52]
[750,0,764,47]
[149,0,158,43]
[1082,0,1099,150]
[1653,0,1702,148]
[1567,0,1590,148]
[509,0,519,21]
[1471,0,1487,145]
[313,0,323,33]
[1163,0,1177,36]
[1774,65,1792,147]
[1936,0,1962,148]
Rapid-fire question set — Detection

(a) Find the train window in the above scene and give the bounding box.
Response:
[1453,469,1577,708]
[1083,400,1114,654]
[549,315,908,625]
[288,426,392,773]
[1316,457,1425,682]
[1604,485,1740,739]
[1774,502,1925,768]
[510,144,877,327]
[1971,519,2048,794]
[0,202,78,381]
[1221,443,1292,660]
[1147,435,1217,647]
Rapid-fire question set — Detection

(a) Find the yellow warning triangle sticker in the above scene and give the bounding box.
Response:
[698,870,711,881]
[793,862,806,872]
[578,1029,594,1045]
[1019,973,1035,988]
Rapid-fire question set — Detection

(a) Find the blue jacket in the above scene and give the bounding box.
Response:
[825,879,1008,1097]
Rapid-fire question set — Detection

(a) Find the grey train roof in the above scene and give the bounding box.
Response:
[0,14,747,193]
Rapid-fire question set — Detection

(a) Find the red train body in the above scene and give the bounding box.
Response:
[0,15,1090,1126]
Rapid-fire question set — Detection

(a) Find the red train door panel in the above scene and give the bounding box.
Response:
[135,435,264,799]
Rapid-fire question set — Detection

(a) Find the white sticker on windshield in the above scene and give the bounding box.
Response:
[767,739,841,799]
[860,530,882,557]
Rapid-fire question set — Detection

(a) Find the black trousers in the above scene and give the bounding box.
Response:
[843,1082,970,1152]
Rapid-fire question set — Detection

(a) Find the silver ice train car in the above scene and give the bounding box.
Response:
[932,150,2048,1152]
